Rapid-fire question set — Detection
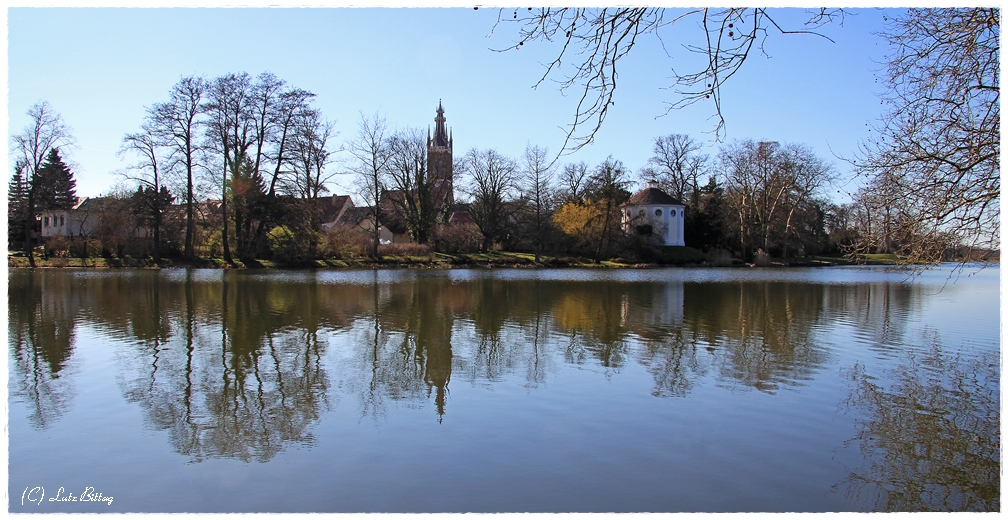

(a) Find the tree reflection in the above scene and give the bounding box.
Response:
[681,282,832,393]
[348,275,430,421]
[833,282,919,357]
[838,339,999,511]
[8,271,79,429]
[10,268,937,463]
[117,271,334,462]
[551,282,630,370]
[344,276,456,422]
[637,330,711,398]
[523,280,549,388]
[341,276,909,409]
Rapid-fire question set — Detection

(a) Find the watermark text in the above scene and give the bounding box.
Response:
[22,486,113,506]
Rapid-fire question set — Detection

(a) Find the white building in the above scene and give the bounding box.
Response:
[39,197,105,238]
[622,181,686,246]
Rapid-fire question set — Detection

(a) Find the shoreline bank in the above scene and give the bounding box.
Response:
[8,252,905,270]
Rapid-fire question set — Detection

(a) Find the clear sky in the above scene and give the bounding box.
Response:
[6,4,894,203]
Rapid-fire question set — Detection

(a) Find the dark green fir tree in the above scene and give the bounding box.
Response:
[8,160,29,249]
[34,148,77,211]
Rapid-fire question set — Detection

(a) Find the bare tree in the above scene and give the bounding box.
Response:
[347,111,391,257]
[641,133,707,204]
[239,72,285,260]
[151,76,205,259]
[203,72,254,264]
[119,121,173,262]
[200,72,320,262]
[853,8,999,266]
[385,128,447,244]
[719,140,834,260]
[461,148,519,252]
[10,101,75,267]
[559,160,590,203]
[250,73,317,201]
[520,144,555,261]
[251,80,316,254]
[288,108,336,200]
[493,8,843,154]
[849,171,898,256]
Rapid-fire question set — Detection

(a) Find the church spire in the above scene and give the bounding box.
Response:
[432,100,449,148]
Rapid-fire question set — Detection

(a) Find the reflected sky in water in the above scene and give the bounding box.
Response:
[8,266,999,512]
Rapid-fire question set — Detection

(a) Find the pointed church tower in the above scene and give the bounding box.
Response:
[427,100,454,213]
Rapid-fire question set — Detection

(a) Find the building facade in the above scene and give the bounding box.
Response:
[622,181,686,247]
[40,197,108,238]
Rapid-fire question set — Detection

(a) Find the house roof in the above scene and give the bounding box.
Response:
[338,206,373,227]
[625,187,682,206]
[447,204,473,226]
[316,195,354,225]
[72,196,118,212]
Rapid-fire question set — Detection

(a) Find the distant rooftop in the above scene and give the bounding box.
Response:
[626,184,682,206]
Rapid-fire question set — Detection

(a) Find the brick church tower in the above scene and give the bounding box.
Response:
[427,100,454,211]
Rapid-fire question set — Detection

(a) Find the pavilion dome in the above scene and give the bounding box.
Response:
[625,182,682,206]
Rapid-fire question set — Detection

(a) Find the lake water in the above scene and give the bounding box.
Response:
[7,266,1000,512]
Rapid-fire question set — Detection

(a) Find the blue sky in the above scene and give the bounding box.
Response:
[7,6,893,202]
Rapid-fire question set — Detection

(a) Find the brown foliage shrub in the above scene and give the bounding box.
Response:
[432,223,481,253]
[321,226,370,259]
[378,242,432,257]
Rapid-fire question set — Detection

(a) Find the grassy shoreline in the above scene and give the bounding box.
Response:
[7,249,910,270]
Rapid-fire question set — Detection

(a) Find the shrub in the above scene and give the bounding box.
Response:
[267,225,318,263]
[44,236,71,258]
[377,242,431,257]
[321,226,370,259]
[431,223,481,253]
[203,230,222,258]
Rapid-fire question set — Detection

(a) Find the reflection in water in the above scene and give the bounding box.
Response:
[351,276,455,421]
[839,338,1000,511]
[114,271,334,462]
[10,266,990,511]
[683,282,836,393]
[8,273,79,429]
[9,270,924,436]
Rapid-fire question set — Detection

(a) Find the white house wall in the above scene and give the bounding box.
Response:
[624,204,686,246]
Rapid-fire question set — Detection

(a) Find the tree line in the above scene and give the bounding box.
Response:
[7,90,862,265]
[498,7,999,267]
[11,6,998,268]
[6,91,970,265]
[11,72,337,265]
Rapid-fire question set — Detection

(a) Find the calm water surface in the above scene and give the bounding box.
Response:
[8,266,1000,512]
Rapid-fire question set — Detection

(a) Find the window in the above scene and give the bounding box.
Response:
[60,215,65,226]
[671,209,676,217]
[655,209,662,217]
[44,216,50,227]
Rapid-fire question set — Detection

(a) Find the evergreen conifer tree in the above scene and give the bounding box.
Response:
[8,160,29,249]
[34,148,77,211]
